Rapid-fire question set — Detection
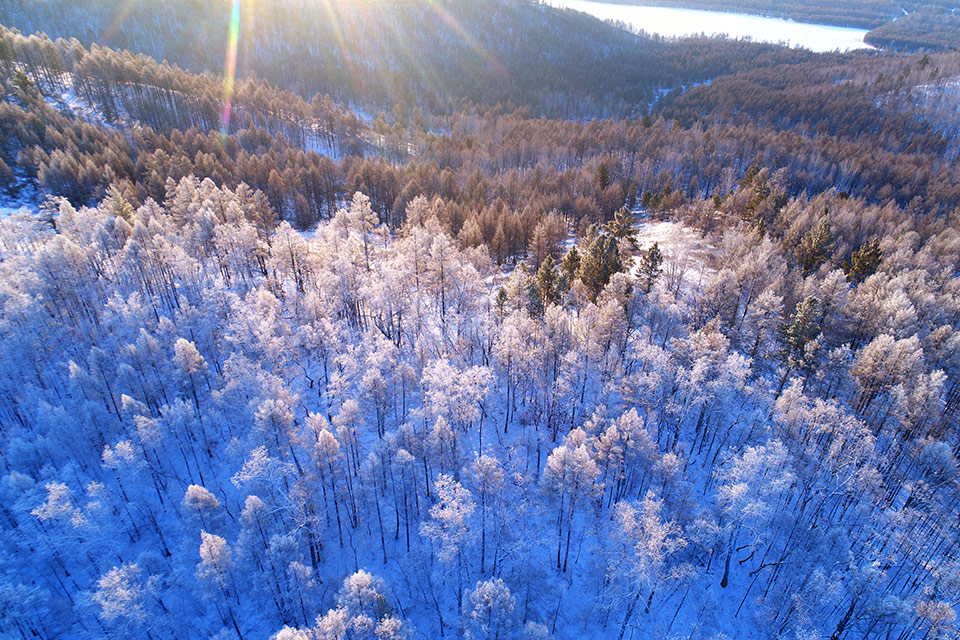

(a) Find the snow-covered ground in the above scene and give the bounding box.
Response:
[880,75,960,158]
[0,169,42,219]
[42,73,115,127]
[546,0,873,52]
[0,204,32,218]
[908,77,960,125]
[648,78,713,111]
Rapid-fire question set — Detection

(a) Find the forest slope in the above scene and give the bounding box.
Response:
[5,26,960,241]
[0,0,806,118]
[864,9,960,52]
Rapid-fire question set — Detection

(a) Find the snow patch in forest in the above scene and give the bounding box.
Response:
[886,76,960,156]
[630,219,716,293]
[912,76,960,97]
[0,169,43,216]
[648,78,713,110]
[42,74,115,127]
[0,204,32,218]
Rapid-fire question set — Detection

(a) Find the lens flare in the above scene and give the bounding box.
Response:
[221,0,241,136]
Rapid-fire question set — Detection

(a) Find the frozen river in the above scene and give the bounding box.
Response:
[545,0,873,52]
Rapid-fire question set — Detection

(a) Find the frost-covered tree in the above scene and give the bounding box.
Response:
[2,171,958,640]
[92,563,145,626]
[272,570,409,640]
[542,429,600,572]
[605,494,689,640]
[421,474,476,608]
[461,578,517,640]
[714,440,794,590]
[467,455,505,573]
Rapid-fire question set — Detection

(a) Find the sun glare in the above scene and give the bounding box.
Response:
[221,0,242,135]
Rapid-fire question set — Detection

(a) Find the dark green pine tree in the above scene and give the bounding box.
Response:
[560,246,581,286]
[638,242,664,293]
[12,70,41,103]
[495,287,508,320]
[535,255,560,312]
[606,206,638,248]
[578,228,622,300]
[780,296,822,363]
[0,157,13,192]
[776,296,823,394]
[597,162,610,191]
[842,238,882,284]
[796,220,835,276]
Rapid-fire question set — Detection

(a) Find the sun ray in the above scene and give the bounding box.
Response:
[317,0,364,104]
[424,0,507,82]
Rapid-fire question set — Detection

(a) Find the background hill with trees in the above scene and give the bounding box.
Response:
[0,0,819,118]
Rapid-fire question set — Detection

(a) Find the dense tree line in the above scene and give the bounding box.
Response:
[656,49,960,154]
[6,26,960,261]
[0,25,374,145]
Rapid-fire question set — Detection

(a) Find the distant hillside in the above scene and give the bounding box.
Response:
[865,9,960,51]
[0,0,731,117]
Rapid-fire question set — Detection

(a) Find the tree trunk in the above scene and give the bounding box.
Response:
[617,590,642,640]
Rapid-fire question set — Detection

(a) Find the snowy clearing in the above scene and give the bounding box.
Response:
[630,219,717,295]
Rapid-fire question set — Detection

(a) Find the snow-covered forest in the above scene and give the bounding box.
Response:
[2,176,959,639]
[2,0,960,638]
